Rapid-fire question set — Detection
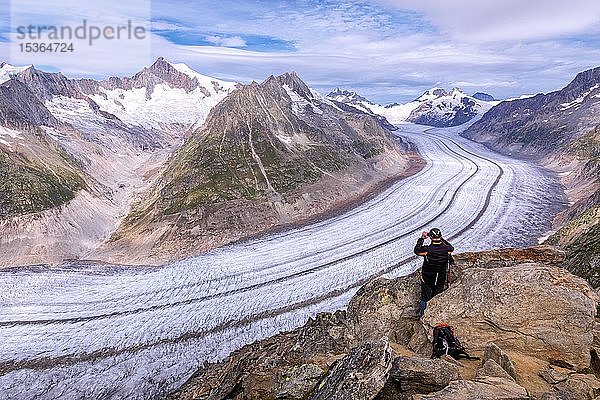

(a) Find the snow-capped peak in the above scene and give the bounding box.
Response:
[0,63,33,84]
[165,59,236,92]
[449,87,467,98]
[415,87,448,102]
[41,57,239,132]
[327,88,373,105]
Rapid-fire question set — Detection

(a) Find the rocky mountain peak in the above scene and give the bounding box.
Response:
[384,102,402,108]
[263,71,314,100]
[109,69,414,260]
[416,87,448,101]
[449,87,467,97]
[0,63,34,85]
[141,56,180,77]
[472,92,495,101]
[327,87,373,105]
[566,65,600,89]
[557,65,600,105]
[406,86,489,127]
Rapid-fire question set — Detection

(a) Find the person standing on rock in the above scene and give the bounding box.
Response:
[414,228,454,317]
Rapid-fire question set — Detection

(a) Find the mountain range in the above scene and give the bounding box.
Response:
[0,59,418,265]
[0,58,235,265]
[327,87,496,127]
[1,58,598,273]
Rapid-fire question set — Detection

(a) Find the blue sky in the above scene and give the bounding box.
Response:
[3,0,600,103]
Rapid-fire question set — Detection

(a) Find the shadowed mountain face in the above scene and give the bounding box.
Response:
[464,66,600,286]
[0,79,59,129]
[464,66,600,158]
[472,92,495,102]
[0,77,84,219]
[104,72,417,263]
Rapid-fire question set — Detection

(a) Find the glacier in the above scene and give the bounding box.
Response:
[0,123,565,400]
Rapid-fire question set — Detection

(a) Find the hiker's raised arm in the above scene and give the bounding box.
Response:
[414,236,428,256]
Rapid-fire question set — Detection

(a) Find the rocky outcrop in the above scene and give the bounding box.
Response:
[384,356,460,396]
[275,364,324,399]
[421,264,598,370]
[308,338,392,400]
[346,275,420,344]
[168,246,600,400]
[413,378,530,400]
[483,343,518,381]
[477,359,515,382]
[449,245,566,284]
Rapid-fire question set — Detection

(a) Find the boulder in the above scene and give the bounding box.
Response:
[346,274,420,345]
[275,364,325,399]
[540,392,577,400]
[449,246,565,284]
[440,354,464,367]
[413,377,529,399]
[308,338,392,400]
[555,374,600,400]
[477,359,515,382]
[294,309,354,357]
[407,321,431,356]
[484,342,518,380]
[540,367,569,385]
[374,355,461,400]
[389,356,460,393]
[422,264,598,370]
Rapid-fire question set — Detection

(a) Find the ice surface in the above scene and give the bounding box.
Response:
[88,82,232,130]
[0,123,565,399]
[0,64,31,85]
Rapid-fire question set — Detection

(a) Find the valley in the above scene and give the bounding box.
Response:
[0,122,563,399]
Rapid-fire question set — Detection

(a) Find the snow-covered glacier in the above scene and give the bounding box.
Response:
[0,123,565,399]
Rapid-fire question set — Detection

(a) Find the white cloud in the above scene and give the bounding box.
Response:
[204,35,247,48]
[379,0,600,42]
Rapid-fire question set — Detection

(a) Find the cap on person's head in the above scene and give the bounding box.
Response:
[428,228,442,239]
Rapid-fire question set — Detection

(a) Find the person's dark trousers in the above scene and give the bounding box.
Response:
[419,270,447,317]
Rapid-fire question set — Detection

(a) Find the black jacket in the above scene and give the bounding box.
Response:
[414,238,454,273]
